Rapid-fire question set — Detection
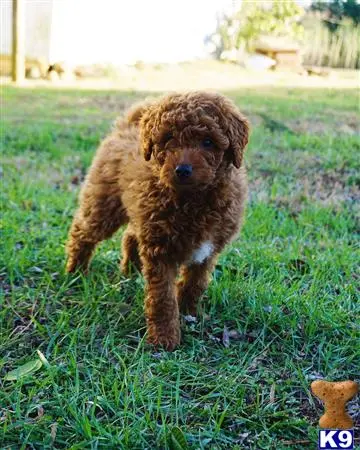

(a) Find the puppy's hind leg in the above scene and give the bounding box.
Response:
[66,181,127,273]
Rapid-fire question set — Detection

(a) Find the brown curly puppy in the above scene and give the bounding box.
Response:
[66,91,249,350]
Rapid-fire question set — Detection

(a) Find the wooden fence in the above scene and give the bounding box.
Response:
[303,20,360,69]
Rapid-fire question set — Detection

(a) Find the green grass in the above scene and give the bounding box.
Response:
[1,85,359,449]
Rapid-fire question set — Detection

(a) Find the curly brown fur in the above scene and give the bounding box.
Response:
[66,91,249,351]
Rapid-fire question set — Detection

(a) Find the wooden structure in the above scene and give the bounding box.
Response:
[255,36,302,71]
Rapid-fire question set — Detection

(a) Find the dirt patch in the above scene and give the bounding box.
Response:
[2,155,87,191]
[57,94,140,114]
[250,112,359,136]
[311,170,359,203]
[3,156,64,184]
[250,163,360,213]
[3,62,360,91]
[287,116,359,135]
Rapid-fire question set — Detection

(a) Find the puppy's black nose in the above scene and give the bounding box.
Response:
[175,164,192,178]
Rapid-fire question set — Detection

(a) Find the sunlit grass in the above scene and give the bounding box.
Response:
[1,85,359,449]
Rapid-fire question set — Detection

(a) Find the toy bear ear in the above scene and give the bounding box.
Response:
[226,107,249,169]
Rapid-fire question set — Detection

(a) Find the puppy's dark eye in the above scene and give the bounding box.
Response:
[202,138,214,148]
[163,132,173,143]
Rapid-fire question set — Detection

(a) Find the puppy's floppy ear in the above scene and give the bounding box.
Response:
[140,128,153,161]
[225,104,249,169]
[138,103,157,161]
[127,100,152,126]
[126,98,157,161]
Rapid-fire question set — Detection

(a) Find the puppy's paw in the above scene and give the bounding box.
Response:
[65,259,77,273]
[147,323,181,351]
[65,259,88,274]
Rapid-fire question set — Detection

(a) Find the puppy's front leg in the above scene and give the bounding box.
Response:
[141,255,180,351]
[177,255,217,316]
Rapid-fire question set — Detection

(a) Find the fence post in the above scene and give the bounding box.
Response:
[12,0,25,83]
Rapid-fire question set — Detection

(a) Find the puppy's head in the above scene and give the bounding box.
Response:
[138,91,249,191]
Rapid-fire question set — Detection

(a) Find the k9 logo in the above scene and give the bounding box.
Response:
[319,430,354,449]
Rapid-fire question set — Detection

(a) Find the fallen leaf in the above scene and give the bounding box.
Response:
[208,334,221,343]
[183,315,197,323]
[37,350,50,368]
[270,383,276,404]
[222,326,230,348]
[228,329,241,339]
[29,266,43,273]
[0,409,8,423]
[308,372,324,381]
[236,432,250,444]
[71,175,80,185]
[36,405,44,419]
[248,350,268,371]
[4,359,42,381]
[50,422,58,443]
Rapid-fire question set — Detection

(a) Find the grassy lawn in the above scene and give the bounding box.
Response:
[1,85,359,449]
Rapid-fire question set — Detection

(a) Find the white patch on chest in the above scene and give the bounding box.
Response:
[190,241,214,264]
